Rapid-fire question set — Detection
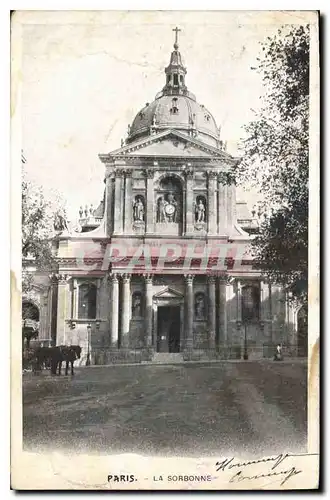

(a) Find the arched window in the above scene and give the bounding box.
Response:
[78,283,97,319]
[170,97,179,114]
[194,292,207,320]
[241,284,260,322]
[132,292,143,318]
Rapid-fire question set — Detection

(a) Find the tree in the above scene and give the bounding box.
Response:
[237,25,309,303]
[21,156,69,288]
[22,174,56,293]
[21,156,68,349]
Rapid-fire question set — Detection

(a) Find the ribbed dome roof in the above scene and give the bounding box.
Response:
[126,28,221,148]
[128,95,220,147]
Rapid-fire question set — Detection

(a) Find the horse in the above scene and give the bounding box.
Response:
[50,345,82,376]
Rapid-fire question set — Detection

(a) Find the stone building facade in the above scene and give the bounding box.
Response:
[23,30,307,362]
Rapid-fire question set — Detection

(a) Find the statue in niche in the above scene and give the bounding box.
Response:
[132,293,142,317]
[162,191,178,223]
[157,196,166,222]
[195,294,206,320]
[195,198,206,223]
[133,196,145,222]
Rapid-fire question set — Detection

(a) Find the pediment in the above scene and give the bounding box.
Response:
[105,130,236,162]
[153,286,184,300]
[128,137,214,157]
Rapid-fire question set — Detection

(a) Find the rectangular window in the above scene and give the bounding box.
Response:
[78,283,97,319]
[173,74,178,86]
[241,285,260,322]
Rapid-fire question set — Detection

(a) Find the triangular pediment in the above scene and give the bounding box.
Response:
[153,286,184,299]
[103,130,236,163]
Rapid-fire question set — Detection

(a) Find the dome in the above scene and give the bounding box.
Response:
[126,28,221,149]
[128,94,220,148]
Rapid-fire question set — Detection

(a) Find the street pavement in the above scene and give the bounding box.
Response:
[23,360,307,457]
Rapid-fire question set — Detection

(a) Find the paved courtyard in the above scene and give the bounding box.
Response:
[23,361,307,457]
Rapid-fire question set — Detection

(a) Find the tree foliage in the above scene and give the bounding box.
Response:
[237,25,309,302]
[22,169,65,292]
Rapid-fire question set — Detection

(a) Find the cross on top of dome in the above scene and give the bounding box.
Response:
[163,26,187,96]
[173,26,181,50]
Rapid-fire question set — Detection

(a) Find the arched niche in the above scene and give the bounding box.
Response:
[155,174,183,226]
[132,194,145,223]
[132,291,143,318]
[194,292,207,321]
[194,195,207,223]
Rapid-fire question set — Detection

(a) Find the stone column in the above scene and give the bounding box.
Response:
[105,170,114,236]
[208,276,216,349]
[260,281,272,345]
[185,167,194,234]
[96,278,101,319]
[235,279,244,358]
[236,279,242,322]
[39,293,48,339]
[72,278,78,318]
[207,171,217,234]
[145,169,154,234]
[50,275,59,346]
[218,174,228,234]
[276,287,287,343]
[124,170,133,233]
[120,274,131,348]
[286,292,297,350]
[218,278,228,349]
[110,273,119,348]
[114,169,124,234]
[56,274,70,346]
[261,281,271,318]
[145,274,153,347]
[184,274,194,349]
[227,183,237,230]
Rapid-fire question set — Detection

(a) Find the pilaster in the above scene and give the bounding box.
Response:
[105,170,114,236]
[124,170,133,233]
[145,169,154,234]
[184,274,194,349]
[218,278,228,348]
[207,171,217,234]
[114,169,125,234]
[185,168,194,234]
[208,275,216,348]
[56,274,71,346]
[110,273,119,347]
[145,274,153,346]
[120,274,131,347]
[236,279,242,322]
[218,174,228,234]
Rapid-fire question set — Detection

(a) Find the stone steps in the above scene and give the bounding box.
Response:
[151,352,184,364]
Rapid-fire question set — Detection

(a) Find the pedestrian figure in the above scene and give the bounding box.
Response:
[274,343,283,361]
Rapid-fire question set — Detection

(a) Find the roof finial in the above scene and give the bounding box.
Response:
[173,26,181,50]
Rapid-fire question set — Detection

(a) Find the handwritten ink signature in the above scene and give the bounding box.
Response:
[215,453,318,486]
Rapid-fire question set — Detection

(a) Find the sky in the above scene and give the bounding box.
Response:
[18,10,308,222]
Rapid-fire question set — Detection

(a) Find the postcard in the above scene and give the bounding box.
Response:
[11,9,319,490]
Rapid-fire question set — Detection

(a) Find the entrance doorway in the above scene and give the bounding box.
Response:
[157,306,181,353]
